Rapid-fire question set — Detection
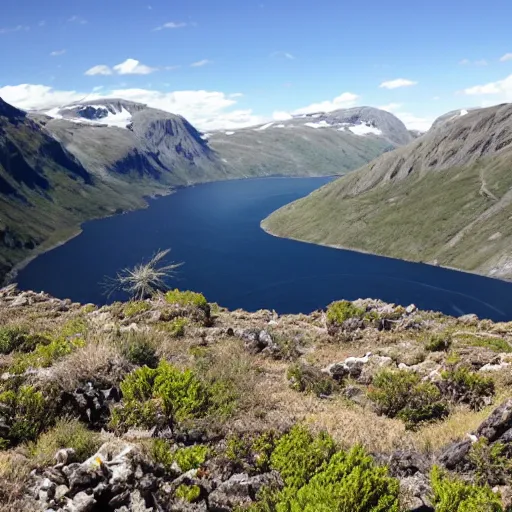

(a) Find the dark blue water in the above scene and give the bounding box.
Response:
[16,177,512,320]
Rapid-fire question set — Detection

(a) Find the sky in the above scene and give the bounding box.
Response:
[1,0,512,131]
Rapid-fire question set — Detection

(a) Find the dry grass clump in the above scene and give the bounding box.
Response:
[0,450,35,512]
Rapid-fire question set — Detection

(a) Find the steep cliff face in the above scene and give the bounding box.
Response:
[263,103,512,280]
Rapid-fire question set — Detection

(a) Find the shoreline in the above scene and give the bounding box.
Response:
[260,222,512,284]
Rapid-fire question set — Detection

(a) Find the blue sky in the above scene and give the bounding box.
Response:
[1,0,512,130]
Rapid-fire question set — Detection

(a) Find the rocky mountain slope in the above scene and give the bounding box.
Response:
[0,99,407,279]
[0,285,511,511]
[263,103,512,280]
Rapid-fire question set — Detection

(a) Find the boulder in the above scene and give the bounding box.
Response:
[476,399,512,442]
[400,473,434,512]
[387,451,431,477]
[437,440,471,469]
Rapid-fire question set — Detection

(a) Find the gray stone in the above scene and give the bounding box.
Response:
[438,440,471,469]
[400,474,434,512]
[55,484,70,501]
[65,491,96,512]
[476,399,512,442]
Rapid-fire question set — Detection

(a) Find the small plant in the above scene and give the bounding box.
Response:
[441,367,495,409]
[165,289,208,309]
[111,361,209,430]
[122,333,159,368]
[175,484,202,503]
[104,249,183,300]
[0,386,49,447]
[469,337,512,353]
[0,327,49,355]
[426,333,452,352]
[468,438,512,486]
[327,300,365,325]
[28,418,101,466]
[430,465,503,511]
[287,363,335,397]
[123,301,151,318]
[174,444,209,471]
[368,369,448,428]
[226,432,276,473]
[271,425,336,489]
[159,317,188,337]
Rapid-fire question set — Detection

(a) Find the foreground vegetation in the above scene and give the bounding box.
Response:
[0,286,511,511]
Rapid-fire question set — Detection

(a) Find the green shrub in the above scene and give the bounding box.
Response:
[0,327,49,355]
[271,425,336,490]
[469,338,512,353]
[159,317,188,337]
[327,301,365,325]
[111,361,209,430]
[287,363,334,397]
[151,439,208,472]
[226,432,276,473]
[468,438,512,486]
[122,333,159,368]
[165,290,208,309]
[277,445,400,512]
[441,367,495,409]
[175,484,202,503]
[0,386,49,447]
[426,333,452,352]
[368,370,448,428]
[59,317,88,339]
[430,465,503,512]
[124,301,151,318]
[28,418,101,465]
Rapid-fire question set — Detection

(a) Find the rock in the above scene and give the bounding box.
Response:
[459,314,479,326]
[500,428,512,443]
[64,491,96,512]
[322,353,372,381]
[55,448,76,465]
[400,473,434,512]
[10,295,28,307]
[476,399,512,442]
[438,440,471,469]
[357,355,395,384]
[322,362,349,381]
[55,484,70,501]
[341,317,365,332]
[63,464,100,493]
[406,304,418,315]
[480,361,511,372]
[209,472,283,511]
[343,385,371,407]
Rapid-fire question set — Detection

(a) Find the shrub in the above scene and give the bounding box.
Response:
[159,317,188,337]
[469,337,512,353]
[277,445,400,512]
[122,333,159,368]
[28,418,101,466]
[175,484,202,503]
[226,432,276,473]
[426,333,452,352]
[165,289,208,309]
[151,439,208,472]
[0,327,49,355]
[468,438,512,486]
[327,301,365,325]
[287,363,334,397]
[441,367,495,409]
[123,301,151,318]
[430,465,503,512]
[0,386,49,447]
[368,369,448,428]
[270,425,336,490]
[111,361,209,430]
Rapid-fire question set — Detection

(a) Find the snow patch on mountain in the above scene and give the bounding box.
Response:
[304,121,331,129]
[348,123,382,136]
[255,122,274,131]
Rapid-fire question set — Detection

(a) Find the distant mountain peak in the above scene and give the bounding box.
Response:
[0,97,26,121]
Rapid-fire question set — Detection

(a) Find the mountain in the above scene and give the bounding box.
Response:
[263,103,512,280]
[208,106,412,176]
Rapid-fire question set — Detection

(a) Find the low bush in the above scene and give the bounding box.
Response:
[441,367,495,409]
[469,337,512,353]
[287,363,335,397]
[110,361,210,430]
[226,432,276,473]
[165,289,208,309]
[121,332,159,368]
[151,439,209,472]
[0,385,49,447]
[123,301,151,318]
[159,317,188,337]
[327,301,365,325]
[468,438,512,486]
[0,326,49,355]
[368,369,448,428]
[28,418,101,466]
[430,465,503,511]
[426,333,452,352]
[270,425,336,490]
[175,484,202,503]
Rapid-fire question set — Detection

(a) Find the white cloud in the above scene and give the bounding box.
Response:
[0,84,266,131]
[271,51,295,60]
[272,111,293,121]
[500,53,512,62]
[379,78,418,89]
[50,49,66,57]
[153,21,187,31]
[0,25,30,34]
[68,15,87,24]
[459,58,488,66]
[293,92,359,114]
[85,65,113,76]
[462,74,512,97]
[191,59,213,67]
[378,103,403,112]
[377,102,433,132]
[113,58,157,75]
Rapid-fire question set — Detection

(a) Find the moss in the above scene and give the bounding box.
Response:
[28,418,101,466]
[326,300,365,325]
[111,361,210,430]
[430,465,503,512]
[425,333,452,352]
[287,363,335,397]
[123,301,151,318]
[270,425,336,490]
[165,289,208,309]
[368,369,448,428]
[0,385,49,447]
[175,484,202,503]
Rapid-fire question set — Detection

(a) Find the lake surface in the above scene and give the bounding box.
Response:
[17,177,512,321]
